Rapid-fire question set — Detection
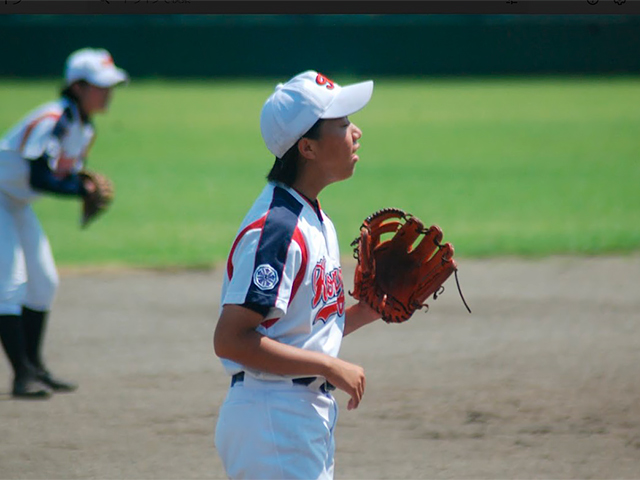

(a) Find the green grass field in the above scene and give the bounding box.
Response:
[1,77,639,268]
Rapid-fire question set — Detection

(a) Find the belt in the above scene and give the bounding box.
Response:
[231,371,336,393]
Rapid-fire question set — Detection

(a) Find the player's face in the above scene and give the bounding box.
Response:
[314,117,363,182]
[79,84,113,115]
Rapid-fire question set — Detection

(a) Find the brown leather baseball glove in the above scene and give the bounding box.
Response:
[79,170,114,229]
[350,208,470,323]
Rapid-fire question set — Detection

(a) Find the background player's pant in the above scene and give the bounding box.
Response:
[215,376,338,480]
[0,191,58,315]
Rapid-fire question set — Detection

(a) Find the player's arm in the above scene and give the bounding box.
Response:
[29,156,89,197]
[343,301,380,336]
[24,108,91,197]
[214,304,366,410]
[214,304,338,378]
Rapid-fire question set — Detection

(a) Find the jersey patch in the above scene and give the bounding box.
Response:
[253,264,279,291]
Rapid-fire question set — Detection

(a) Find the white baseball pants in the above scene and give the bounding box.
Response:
[0,190,58,315]
[215,375,338,480]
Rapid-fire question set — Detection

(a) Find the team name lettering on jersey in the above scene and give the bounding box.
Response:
[312,258,345,324]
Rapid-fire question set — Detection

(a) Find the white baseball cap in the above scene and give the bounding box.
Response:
[64,48,129,88]
[260,70,374,158]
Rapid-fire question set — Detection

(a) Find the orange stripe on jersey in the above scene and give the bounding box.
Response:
[19,112,61,154]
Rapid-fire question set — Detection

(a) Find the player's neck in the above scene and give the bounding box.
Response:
[290,184,323,222]
[62,94,91,124]
[291,185,318,207]
[291,177,322,203]
[291,162,337,202]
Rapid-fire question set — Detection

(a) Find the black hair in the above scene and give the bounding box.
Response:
[59,80,91,122]
[59,80,88,102]
[266,119,324,187]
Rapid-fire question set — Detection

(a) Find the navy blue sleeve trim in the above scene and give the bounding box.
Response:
[245,186,303,309]
[29,156,86,197]
[51,107,71,139]
[241,302,270,317]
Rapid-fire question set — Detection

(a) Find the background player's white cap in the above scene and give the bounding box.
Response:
[64,48,129,88]
[260,70,374,158]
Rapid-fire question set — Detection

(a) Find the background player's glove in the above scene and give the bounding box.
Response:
[79,170,114,229]
[350,208,470,323]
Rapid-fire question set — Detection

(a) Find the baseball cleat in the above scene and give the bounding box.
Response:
[36,369,78,393]
[12,377,52,399]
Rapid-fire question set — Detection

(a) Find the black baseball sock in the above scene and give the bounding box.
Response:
[21,307,46,370]
[0,314,51,399]
[21,307,77,393]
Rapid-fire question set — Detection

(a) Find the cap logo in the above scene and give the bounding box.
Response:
[253,264,279,291]
[315,73,335,90]
[102,55,114,67]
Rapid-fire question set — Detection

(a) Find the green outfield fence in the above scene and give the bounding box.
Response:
[1,14,639,78]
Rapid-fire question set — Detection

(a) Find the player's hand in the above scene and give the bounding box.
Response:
[82,177,97,194]
[325,357,366,410]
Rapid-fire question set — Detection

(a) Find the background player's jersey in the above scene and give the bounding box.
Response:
[220,182,346,381]
[0,97,95,202]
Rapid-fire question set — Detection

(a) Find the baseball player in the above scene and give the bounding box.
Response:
[213,70,382,479]
[0,48,128,399]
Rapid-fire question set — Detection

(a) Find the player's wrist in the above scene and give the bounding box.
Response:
[317,355,338,381]
[343,302,381,336]
[355,301,381,323]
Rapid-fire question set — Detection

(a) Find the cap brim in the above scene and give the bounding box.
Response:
[90,67,129,87]
[321,80,373,119]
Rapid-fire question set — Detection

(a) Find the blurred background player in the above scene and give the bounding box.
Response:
[213,70,381,479]
[0,48,128,399]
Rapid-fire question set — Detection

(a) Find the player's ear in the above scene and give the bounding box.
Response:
[68,81,90,105]
[297,137,317,160]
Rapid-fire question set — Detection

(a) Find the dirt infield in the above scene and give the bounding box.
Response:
[1,256,639,480]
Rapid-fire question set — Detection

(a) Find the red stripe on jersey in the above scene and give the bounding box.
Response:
[289,226,308,304]
[226,215,267,280]
[226,216,308,330]
[19,112,61,154]
[261,318,278,329]
[260,227,307,329]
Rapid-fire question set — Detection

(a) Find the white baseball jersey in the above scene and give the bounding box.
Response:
[220,181,346,381]
[0,97,95,202]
